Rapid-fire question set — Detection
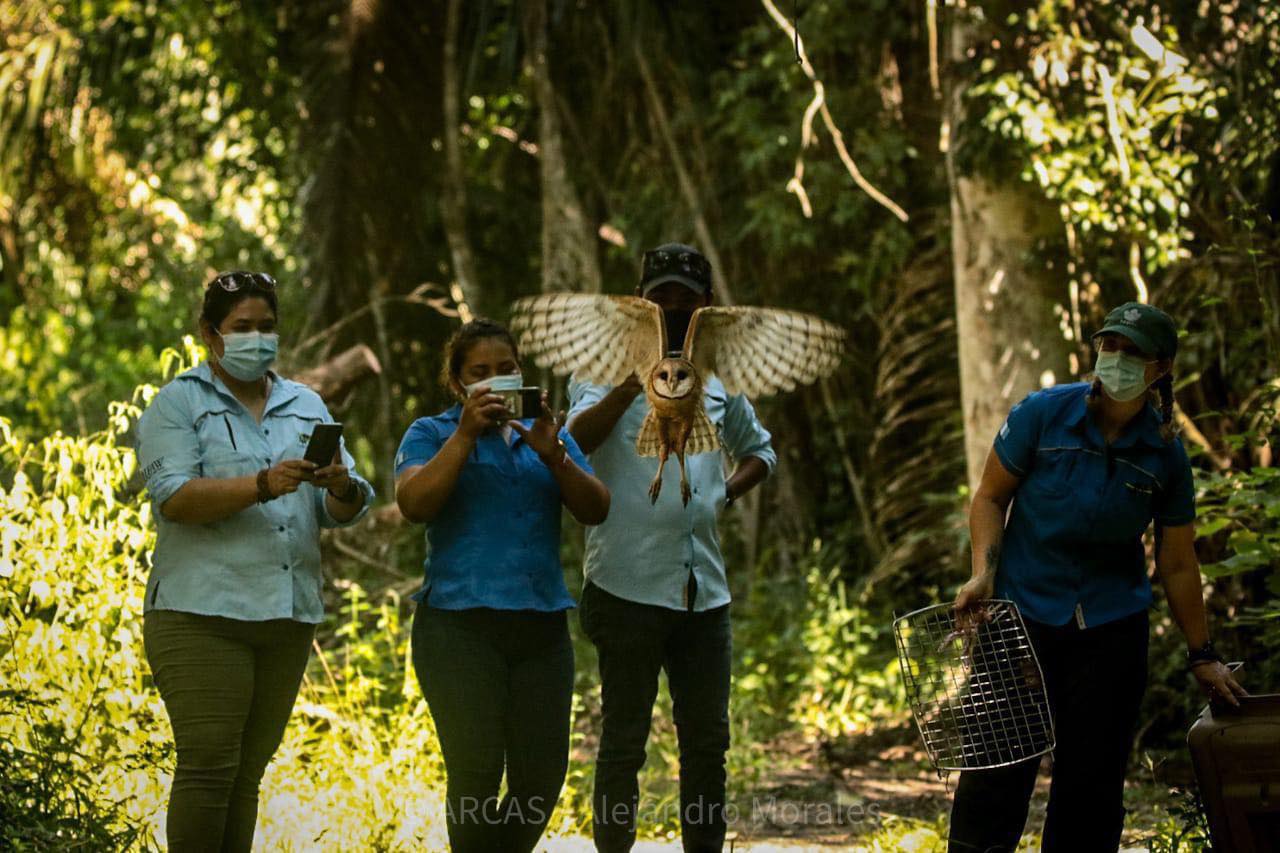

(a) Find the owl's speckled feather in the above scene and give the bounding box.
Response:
[509,294,846,505]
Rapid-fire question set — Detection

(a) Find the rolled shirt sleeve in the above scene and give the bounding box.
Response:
[136,385,202,511]
[1154,438,1196,527]
[993,392,1043,478]
[721,392,776,473]
[567,377,608,425]
[316,425,375,529]
[395,418,444,477]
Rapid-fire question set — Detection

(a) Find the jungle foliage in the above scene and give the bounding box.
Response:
[2,0,1279,847]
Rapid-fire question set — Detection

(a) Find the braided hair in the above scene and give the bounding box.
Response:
[1152,371,1177,442]
[439,318,520,395]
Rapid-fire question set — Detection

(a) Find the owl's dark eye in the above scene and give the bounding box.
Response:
[659,371,669,380]
[676,370,687,380]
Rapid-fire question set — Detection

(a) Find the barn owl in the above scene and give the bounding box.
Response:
[510,294,846,506]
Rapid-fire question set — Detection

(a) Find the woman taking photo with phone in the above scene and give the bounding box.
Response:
[395,318,609,853]
[949,302,1246,852]
[136,271,374,852]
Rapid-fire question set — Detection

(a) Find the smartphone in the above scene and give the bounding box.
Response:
[497,387,544,420]
[303,423,344,467]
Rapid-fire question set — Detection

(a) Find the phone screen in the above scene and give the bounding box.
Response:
[304,423,343,467]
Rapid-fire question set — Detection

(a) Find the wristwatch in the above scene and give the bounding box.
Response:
[1187,640,1224,668]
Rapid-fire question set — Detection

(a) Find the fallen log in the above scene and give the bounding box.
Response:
[291,344,382,404]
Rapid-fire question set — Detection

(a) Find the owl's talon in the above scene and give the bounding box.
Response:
[680,479,691,506]
[648,477,662,504]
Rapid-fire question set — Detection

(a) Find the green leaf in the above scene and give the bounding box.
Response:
[1201,551,1271,579]
[1195,517,1232,538]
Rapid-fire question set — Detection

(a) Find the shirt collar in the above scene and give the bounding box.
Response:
[181,361,299,412]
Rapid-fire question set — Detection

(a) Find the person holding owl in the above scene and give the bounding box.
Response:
[948,302,1246,852]
[567,243,776,853]
[394,319,609,853]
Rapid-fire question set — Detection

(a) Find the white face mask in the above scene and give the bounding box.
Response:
[216,330,279,382]
[462,372,522,397]
[1095,350,1156,402]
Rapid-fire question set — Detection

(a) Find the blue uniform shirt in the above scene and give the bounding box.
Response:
[567,376,776,612]
[136,362,375,624]
[992,382,1196,628]
[394,406,592,612]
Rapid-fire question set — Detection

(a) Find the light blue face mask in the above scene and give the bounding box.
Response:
[1095,350,1155,402]
[217,330,279,382]
[463,372,522,397]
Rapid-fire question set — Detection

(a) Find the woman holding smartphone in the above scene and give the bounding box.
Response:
[136,271,374,852]
[395,318,609,853]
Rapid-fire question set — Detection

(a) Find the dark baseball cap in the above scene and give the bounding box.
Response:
[1092,302,1178,359]
[640,243,711,295]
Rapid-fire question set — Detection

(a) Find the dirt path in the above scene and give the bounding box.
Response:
[542,733,1189,850]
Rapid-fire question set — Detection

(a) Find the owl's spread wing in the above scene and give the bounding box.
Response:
[683,306,846,397]
[509,294,666,386]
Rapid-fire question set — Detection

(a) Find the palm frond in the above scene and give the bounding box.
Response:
[860,239,966,599]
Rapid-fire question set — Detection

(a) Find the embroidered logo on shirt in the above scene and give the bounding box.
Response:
[141,457,164,481]
[999,420,1011,439]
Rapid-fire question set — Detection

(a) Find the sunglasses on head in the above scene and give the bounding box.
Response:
[209,270,277,293]
[643,250,710,283]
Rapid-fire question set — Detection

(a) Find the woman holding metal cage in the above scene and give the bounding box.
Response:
[948,302,1245,852]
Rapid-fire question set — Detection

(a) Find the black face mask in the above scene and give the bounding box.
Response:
[664,309,693,353]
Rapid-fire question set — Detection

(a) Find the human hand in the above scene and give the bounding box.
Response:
[510,393,568,465]
[312,449,354,498]
[1192,661,1248,708]
[458,384,508,440]
[266,459,316,498]
[620,372,644,398]
[954,571,995,613]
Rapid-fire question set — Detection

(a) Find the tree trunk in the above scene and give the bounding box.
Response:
[525,0,601,294]
[946,11,1072,492]
[633,44,734,307]
[440,0,483,314]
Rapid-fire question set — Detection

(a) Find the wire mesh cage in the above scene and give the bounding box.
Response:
[893,599,1055,773]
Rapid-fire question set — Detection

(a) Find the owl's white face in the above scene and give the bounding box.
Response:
[649,357,698,400]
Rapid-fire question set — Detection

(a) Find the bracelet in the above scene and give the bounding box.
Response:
[256,468,275,503]
[541,438,569,470]
[328,480,361,504]
[1187,641,1224,668]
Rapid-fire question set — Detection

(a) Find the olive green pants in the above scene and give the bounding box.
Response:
[144,609,315,853]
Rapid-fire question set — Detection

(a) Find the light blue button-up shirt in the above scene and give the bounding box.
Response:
[567,376,776,612]
[136,362,374,623]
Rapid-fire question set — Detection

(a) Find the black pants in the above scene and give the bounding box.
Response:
[579,581,733,853]
[411,606,573,853]
[143,610,315,853]
[948,608,1149,853]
